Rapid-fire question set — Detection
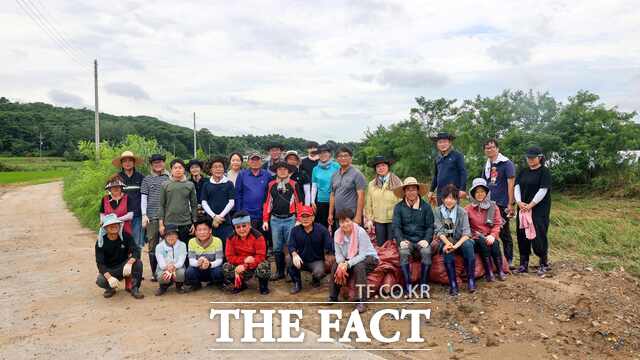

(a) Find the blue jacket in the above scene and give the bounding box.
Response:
[312,160,340,203]
[235,168,271,220]
[431,150,467,195]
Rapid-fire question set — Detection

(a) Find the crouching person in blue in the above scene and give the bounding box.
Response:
[154,224,187,296]
[95,214,144,299]
[392,177,434,298]
[434,184,475,296]
[186,217,225,291]
[288,205,333,294]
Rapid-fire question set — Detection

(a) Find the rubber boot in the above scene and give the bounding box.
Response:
[444,259,459,296]
[270,252,285,281]
[259,278,270,295]
[465,257,477,293]
[492,253,507,281]
[401,264,412,299]
[130,286,144,299]
[290,270,302,294]
[419,264,430,298]
[482,257,495,282]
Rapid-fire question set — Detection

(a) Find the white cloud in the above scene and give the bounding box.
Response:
[1,0,639,142]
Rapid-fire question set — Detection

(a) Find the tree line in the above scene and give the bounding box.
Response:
[0,97,357,159]
[356,90,640,192]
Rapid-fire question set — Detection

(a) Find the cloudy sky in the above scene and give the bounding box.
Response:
[2,0,639,142]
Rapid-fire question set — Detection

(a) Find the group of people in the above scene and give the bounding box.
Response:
[95,134,552,312]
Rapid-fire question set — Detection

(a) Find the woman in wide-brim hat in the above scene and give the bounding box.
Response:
[112,151,144,168]
[365,155,403,246]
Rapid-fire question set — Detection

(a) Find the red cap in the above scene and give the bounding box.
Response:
[299,205,314,216]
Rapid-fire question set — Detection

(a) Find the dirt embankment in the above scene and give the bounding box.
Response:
[0,182,638,359]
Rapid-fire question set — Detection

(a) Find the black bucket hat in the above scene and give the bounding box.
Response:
[270,161,296,173]
[370,155,395,168]
[187,159,204,170]
[526,146,544,158]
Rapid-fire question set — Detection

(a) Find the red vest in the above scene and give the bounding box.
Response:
[102,195,132,235]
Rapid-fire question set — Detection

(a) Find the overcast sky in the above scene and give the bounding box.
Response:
[2,0,639,142]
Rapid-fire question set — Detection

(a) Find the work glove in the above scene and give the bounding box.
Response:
[400,240,410,249]
[122,263,132,277]
[162,270,173,282]
[107,276,120,289]
[142,215,149,229]
[292,253,303,269]
[334,263,348,286]
[418,240,429,249]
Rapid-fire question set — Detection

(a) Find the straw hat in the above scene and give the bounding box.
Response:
[112,151,143,168]
[393,177,429,198]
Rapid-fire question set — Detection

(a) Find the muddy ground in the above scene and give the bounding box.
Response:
[0,182,638,359]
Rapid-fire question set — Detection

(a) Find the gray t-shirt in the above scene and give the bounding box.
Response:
[331,166,367,214]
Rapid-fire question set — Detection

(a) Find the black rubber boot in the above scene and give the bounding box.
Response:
[419,264,430,298]
[465,257,477,293]
[492,253,507,281]
[482,257,495,282]
[444,260,459,296]
[176,282,186,294]
[401,264,412,299]
[259,278,270,295]
[131,286,144,299]
[103,288,116,298]
[270,252,286,281]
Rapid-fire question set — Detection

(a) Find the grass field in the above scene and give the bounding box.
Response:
[0,157,80,185]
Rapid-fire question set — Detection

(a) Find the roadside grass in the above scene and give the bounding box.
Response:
[544,194,640,276]
[0,169,71,185]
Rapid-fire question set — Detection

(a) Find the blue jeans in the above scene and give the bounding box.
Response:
[270,215,296,253]
[442,239,476,264]
[185,265,224,286]
[131,215,145,249]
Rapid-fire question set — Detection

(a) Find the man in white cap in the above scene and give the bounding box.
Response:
[113,151,145,250]
[95,214,144,299]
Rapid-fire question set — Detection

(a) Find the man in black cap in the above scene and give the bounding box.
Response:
[262,143,285,176]
[428,132,468,205]
[141,153,170,281]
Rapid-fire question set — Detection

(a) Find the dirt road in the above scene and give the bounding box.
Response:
[1,182,639,359]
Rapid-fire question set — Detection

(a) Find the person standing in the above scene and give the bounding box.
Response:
[392,177,434,298]
[288,205,332,294]
[235,151,272,236]
[428,132,468,205]
[364,155,402,245]
[159,159,198,254]
[100,174,133,236]
[262,143,285,176]
[227,152,244,186]
[300,141,319,183]
[201,157,235,250]
[187,159,208,204]
[141,154,170,282]
[515,146,552,276]
[481,139,516,269]
[285,150,311,205]
[113,151,145,249]
[328,146,366,228]
[262,161,302,281]
[311,144,340,228]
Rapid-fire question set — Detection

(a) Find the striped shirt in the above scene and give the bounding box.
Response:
[188,236,224,269]
[141,171,169,220]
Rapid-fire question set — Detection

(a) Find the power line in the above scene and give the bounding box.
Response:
[30,0,93,60]
[15,0,90,68]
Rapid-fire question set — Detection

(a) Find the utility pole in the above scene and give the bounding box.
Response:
[94,59,100,160]
[193,112,197,158]
[39,131,43,158]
